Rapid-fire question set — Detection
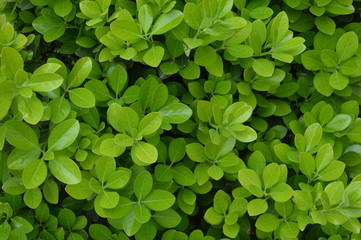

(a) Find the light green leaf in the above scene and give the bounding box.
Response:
[314,71,333,96]
[172,165,196,186]
[22,159,47,189]
[99,191,119,209]
[269,182,294,202]
[131,141,158,165]
[24,188,42,209]
[315,16,335,35]
[95,156,116,184]
[105,169,130,189]
[336,31,358,62]
[49,97,71,123]
[262,163,280,189]
[255,213,281,232]
[26,73,63,91]
[69,88,96,108]
[329,70,349,90]
[324,114,352,132]
[151,10,183,35]
[143,46,165,67]
[110,19,142,41]
[100,138,126,157]
[153,209,181,228]
[159,103,192,124]
[133,205,151,223]
[48,119,80,151]
[138,112,162,136]
[223,102,252,125]
[252,58,274,77]
[5,120,39,150]
[54,0,73,17]
[108,64,128,95]
[18,95,43,125]
[134,170,153,200]
[238,169,263,197]
[318,160,345,181]
[247,199,268,216]
[48,155,81,184]
[1,47,24,79]
[304,123,322,152]
[143,190,175,211]
[65,178,93,200]
[169,138,186,163]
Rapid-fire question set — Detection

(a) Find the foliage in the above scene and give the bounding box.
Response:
[1,0,361,239]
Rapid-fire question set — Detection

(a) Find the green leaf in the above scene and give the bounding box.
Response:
[195,46,217,67]
[134,170,153,200]
[336,32,358,62]
[69,88,96,108]
[22,159,47,189]
[314,71,333,96]
[48,155,81,184]
[153,209,181,228]
[105,169,130,189]
[324,114,352,132]
[223,102,252,125]
[0,80,16,121]
[138,5,153,34]
[1,47,24,79]
[143,46,165,67]
[320,49,338,68]
[23,188,42,209]
[58,208,76,228]
[133,205,151,223]
[26,72,63,92]
[0,222,11,240]
[54,0,73,17]
[238,169,263,197]
[304,123,322,152]
[18,95,43,125]
[204,207,223,225]
[99,191,120,209]
[183,3,203,30]
[226,45,254,58]
[169,138,186,163]
[318,160,345,181]
[294,190,313,211]
[247,199,268,216]
[324,181,344,206]
[315,144,333,172]
[100,138,126,157]
[207,165,224,180]
[65,178,93,200]
[144,190,175,211]
[151,10,183,35]
[48,119,80,151]
[114,133,134,147]
[49,97,71,123]
[299,152,315,178]
[5,120,39,150]
[111,19,142,41]
[108,65,128,95]
[89,224,112,240]
[255,214,281,232]
[262,163,280,189]
[67,57,92,88]
[95,156,116,184]
[302,49,323,68]
[159,103,192,124]
[79,1,101,18]
[131,141,158,165]
[138,112,162,136]
[252,58,274,77]
[2,177,26,195]
[112,106,139,133]
[269,183,294,202]
[10,216,33,234]
[329,70,349,90]
[32,8,66,42]
[172,165,196,186]
[43,179,59,204]
[315,16,335,35]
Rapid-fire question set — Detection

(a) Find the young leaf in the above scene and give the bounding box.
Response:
[5,120,39,150]
[48,155,82,184]
[336,32,358,62]
[131,141,158,165]
[143,190,176,211]
[69,88,96,108]
[151,10,183,35]
[22,159,47,189]
[48,119,80,151]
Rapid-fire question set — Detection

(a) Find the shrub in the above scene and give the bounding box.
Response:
[1,0,361,239]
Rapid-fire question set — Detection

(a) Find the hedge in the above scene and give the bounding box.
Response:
[1,0,361,239]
